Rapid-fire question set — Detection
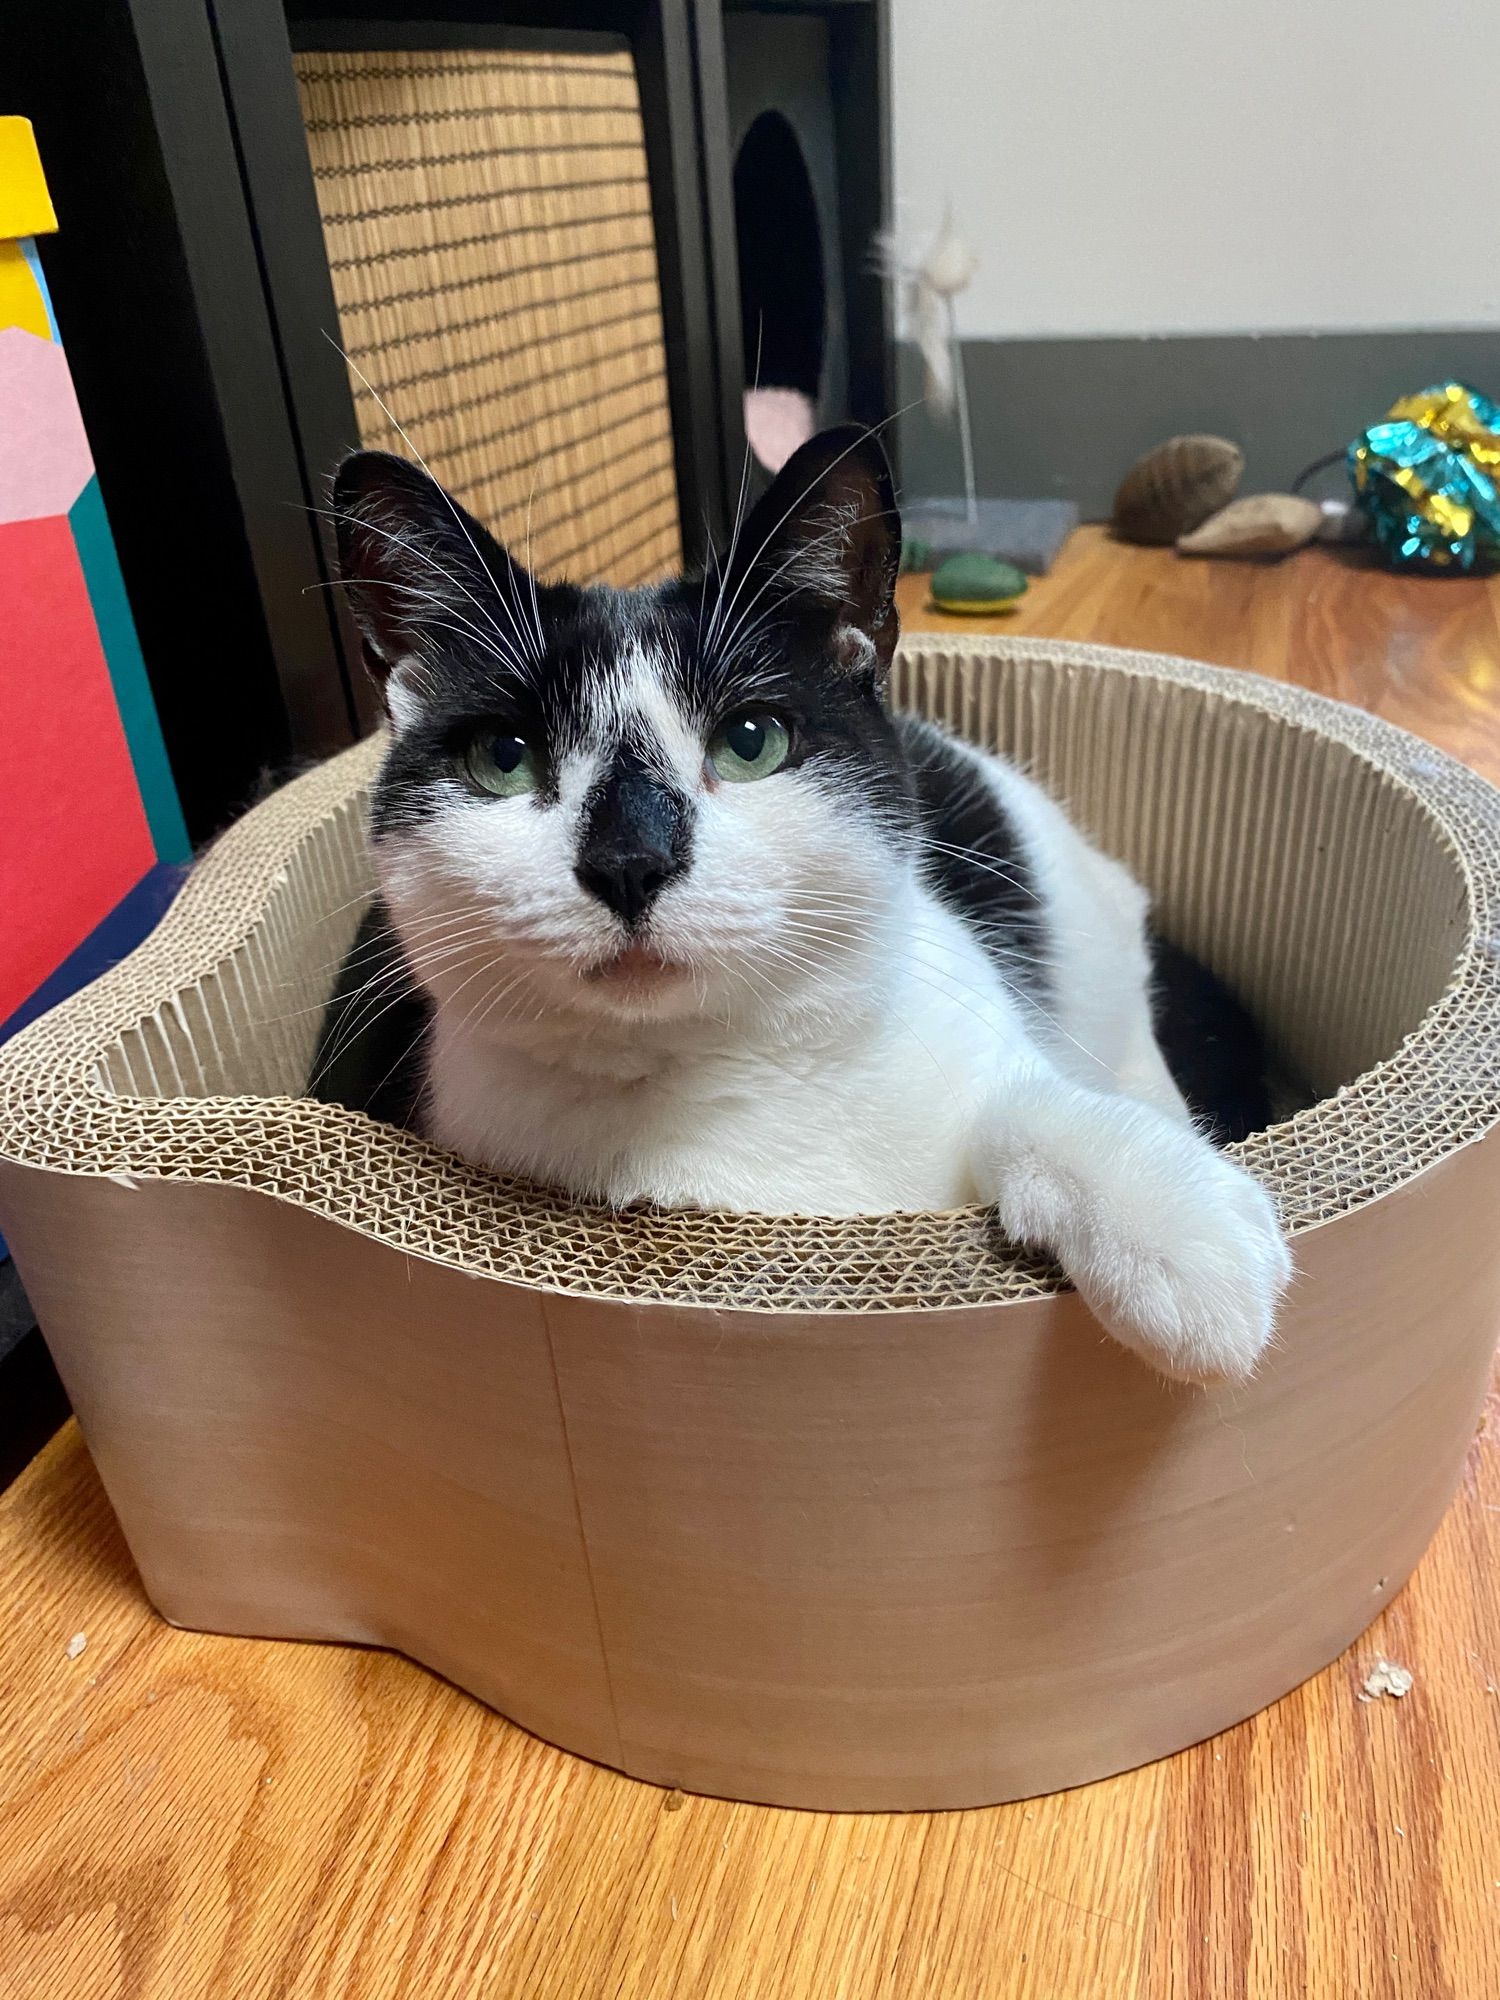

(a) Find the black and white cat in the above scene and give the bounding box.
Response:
[319,427,1291,1384]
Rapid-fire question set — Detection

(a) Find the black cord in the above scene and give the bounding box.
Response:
[1291,448,1347,496]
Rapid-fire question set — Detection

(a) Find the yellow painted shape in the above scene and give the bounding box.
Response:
[0,119,57,241]
[926,593,1025,615]
[0,241,51,338]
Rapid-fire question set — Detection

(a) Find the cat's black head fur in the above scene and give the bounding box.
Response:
[332,426,912,868]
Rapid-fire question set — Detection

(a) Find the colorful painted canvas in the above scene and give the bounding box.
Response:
[0,118,190,1049]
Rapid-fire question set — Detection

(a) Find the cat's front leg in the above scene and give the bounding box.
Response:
[971,1060,1292,1384]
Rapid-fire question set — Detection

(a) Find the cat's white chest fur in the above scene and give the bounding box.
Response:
[426,889,1000,1214]
[422,750,1179,1214]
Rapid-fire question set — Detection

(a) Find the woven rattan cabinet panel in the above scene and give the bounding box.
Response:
[297,45,683,586]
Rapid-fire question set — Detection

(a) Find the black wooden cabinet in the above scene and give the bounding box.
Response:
[11,0,889,839]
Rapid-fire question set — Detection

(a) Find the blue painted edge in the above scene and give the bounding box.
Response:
[0,862,187,1261]
[68,477,191,864]
[19,237,60,341]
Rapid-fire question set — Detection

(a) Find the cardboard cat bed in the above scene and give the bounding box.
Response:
[3,637,1499,1813]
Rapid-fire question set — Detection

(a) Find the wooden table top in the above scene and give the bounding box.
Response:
[2,529,1498,1998]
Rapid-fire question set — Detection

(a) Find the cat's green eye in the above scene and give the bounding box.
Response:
[464,731,540,799]
[707,710,791,784]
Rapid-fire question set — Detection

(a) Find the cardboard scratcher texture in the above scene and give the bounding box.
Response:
[2,639,1499,1811]
[295,44,682,587]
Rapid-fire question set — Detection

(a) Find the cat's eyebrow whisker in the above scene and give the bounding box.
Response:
[309,571,520,678]
[404,610,528,681]
[694,510,719,653]
[710,502,902,674]
[326,335,531,664]
[484,500,547,672]
[706,381,867,655]
[707,410,906,662]
[702,319,764,658]
[472,475,547,672]
[312,503,517,659]
[312,508,529,678]
[521,479,547,662]
[377,567,529,683]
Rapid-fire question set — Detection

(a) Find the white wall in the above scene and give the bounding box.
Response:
[890,0,1500,339]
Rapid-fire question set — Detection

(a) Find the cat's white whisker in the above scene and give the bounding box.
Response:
[709,504,896,676]
[706,419,893,663]
[314,509,529,679]
[325,337,527,664]
[701,320,764,659]
[521,480,546,661]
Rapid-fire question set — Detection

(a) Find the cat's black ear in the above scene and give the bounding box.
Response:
[331,451,529,686]
[724,425,901,678]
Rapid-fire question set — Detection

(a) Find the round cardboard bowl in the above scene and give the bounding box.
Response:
[3,639,1500,1812]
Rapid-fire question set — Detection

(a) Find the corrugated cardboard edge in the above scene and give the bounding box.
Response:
[1,637,1498,1310]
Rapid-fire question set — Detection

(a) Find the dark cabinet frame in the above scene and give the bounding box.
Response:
[13,0,888,836]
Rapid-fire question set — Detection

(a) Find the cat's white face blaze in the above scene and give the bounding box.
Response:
[376,639,901,1032]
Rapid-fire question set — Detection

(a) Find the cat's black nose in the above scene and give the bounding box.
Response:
[575,763,692,926]
[576,847,687,925]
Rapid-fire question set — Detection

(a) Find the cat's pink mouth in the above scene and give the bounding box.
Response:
[587,943,686,988]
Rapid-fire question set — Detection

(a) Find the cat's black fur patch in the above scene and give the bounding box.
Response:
[309,900,430,1127]
[338,433,913,846]
[1148,934,1272,1144]
[896,715,1048,1000]
[366,573,917,846]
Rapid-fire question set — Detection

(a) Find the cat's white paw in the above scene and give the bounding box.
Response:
[975,1079,1292,1384]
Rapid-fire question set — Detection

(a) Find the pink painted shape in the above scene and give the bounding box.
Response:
[744,386,817,476]
[0,325,93,525]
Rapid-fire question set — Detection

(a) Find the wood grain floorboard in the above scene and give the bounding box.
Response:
[1,532,1497,1997]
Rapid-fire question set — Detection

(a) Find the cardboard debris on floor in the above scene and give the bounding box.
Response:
[1360,1659,1415,1701]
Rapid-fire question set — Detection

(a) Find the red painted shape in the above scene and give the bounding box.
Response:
[0,513,154,1021]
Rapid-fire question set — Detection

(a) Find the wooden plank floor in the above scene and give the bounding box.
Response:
[3,529,1499,1998]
